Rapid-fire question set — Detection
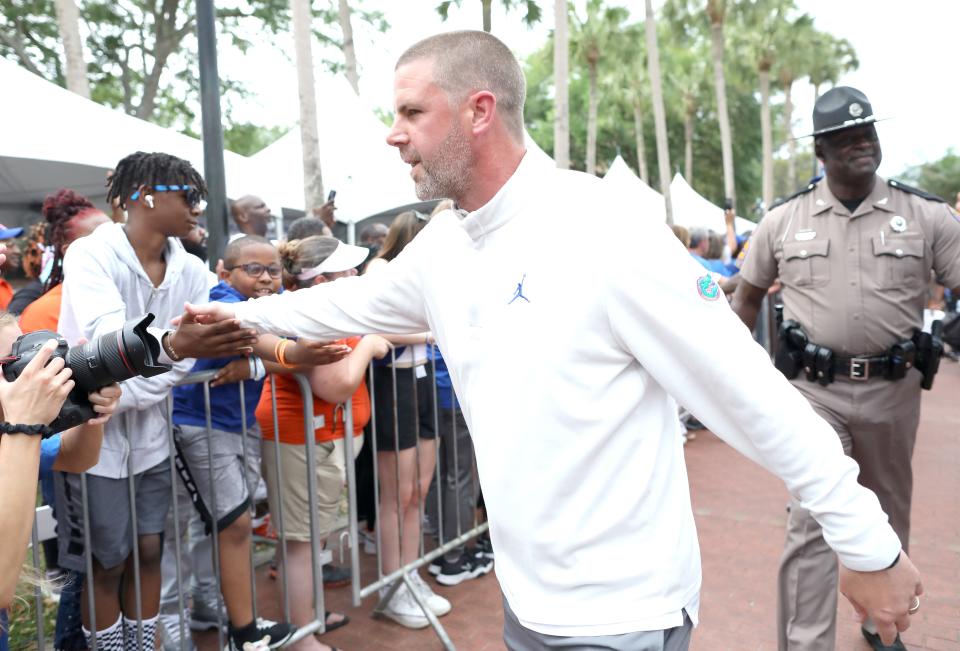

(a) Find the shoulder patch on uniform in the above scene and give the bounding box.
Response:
[769,177,821,210]
[696,274,720,301]
[887,179,947,203]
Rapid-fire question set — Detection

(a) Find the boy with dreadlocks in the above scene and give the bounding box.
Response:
[54,152,257,651]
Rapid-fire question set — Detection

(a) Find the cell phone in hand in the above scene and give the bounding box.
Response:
[327,189,336,202]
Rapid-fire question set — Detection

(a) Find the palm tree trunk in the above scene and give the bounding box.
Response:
[759,66,773,210]
[684,103,694,185]
[482,0,492,32]
[586,60,598,176]
[633,101,649,183]
[291,0,324,210]
[811,81,821,178]
[553,0,570,169]
[338,0,359,94]
[54,0,89,97]
[645,0,672,223]
[784,79,796,191]
[709,18,735,210]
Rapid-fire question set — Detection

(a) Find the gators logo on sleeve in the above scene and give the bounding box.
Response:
[697,274,720,301]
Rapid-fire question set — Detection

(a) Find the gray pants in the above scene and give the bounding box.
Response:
[160,477,217,613]
[503,598,692,651]
[778,375,921,650]
[425,407,477,561]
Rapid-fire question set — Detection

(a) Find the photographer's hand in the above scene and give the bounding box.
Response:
[0,339,74,425]
[86,384,122,425]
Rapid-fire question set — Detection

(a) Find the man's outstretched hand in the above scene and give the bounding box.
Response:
[168,303,256,359]
[839,551,923,646]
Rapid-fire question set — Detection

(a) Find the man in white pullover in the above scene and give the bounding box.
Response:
[188,31,923,650]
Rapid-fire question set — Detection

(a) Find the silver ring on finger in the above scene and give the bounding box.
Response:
[908,596,920,615]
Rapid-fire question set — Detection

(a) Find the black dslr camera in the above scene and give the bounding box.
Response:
[1,314,171,433]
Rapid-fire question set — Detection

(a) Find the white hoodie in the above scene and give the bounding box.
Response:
[231,153,902,636]
[59,222,208,478]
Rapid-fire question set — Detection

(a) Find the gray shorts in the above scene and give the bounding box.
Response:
[55,458,173,572]
[502,598,693,651]
[174,423,262,534]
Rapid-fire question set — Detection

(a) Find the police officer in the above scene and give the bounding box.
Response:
[732,86,960,651]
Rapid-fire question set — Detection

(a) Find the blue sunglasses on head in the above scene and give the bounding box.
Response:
[131,184,205,209]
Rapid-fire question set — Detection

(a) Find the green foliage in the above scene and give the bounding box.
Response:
[0,0,387,149]
[223,122,289,156]
[899,150,960,203]
[524,0,857,212]
[436,0,543,31]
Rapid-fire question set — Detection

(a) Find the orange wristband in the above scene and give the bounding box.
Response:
[275,338,296,368]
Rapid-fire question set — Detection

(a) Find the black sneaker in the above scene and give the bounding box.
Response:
[860,628,907,651]
[322,563,351,588]
[436,553,493,586]
[475,535,494,559]
[227,619,296,650]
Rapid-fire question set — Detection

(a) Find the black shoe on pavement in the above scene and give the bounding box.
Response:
[475,534,494,559]
[228,619,295,650]
[861,627,908,651]
[435,552,493,586]
[322,563,352,588]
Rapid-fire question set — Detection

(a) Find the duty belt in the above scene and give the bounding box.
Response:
[830,355,889,382]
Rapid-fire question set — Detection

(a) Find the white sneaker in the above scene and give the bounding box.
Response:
[358,529,377,555]
[380,584,430,629]
[408,572,452,617]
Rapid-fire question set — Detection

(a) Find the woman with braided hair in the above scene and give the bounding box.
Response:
[18,190,110,333]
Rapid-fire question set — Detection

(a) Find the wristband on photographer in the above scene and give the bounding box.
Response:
[0,422,54,437]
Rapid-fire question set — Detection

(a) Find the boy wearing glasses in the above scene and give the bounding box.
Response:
[56,152,259,651]
[170,235,298,650]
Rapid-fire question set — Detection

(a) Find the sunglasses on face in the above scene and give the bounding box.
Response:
[225,262,283,279]
[130,184,207,210]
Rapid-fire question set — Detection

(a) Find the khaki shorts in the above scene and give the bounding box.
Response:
[261,435,363,542]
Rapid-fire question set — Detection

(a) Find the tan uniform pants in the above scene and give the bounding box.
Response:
[777,371,922,651]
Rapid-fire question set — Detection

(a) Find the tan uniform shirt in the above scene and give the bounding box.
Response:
[740,176,960,356]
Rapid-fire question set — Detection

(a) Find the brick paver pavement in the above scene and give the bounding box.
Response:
[194,362,959,651]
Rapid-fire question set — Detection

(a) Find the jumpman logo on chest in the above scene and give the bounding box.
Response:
[509,273,530,304]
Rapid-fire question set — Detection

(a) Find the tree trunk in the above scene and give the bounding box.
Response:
[784,78,796,191]
[633,101,649,183]
[552,0,570,169]
[291,0,324,211]
[684,101,694,186]
[338,0,359,94]
[645,0,672,223]
[709,18,735,211]
[54,0,89,97]
[482,0,492,32]
[811,81,821,178]
[759,66,773,210]
[586,59,598,176]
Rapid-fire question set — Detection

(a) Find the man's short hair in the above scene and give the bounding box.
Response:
[287,216,329,242]
[223,234,272,267]
[359,222,388,244]
[396,30,526,144]
[688,228,709,249]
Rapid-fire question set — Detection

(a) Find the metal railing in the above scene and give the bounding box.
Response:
[16,345,486,651]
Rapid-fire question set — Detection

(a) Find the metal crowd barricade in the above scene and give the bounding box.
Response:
[18,344,489,651]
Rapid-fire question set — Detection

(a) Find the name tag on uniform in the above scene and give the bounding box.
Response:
[794,230,817,241]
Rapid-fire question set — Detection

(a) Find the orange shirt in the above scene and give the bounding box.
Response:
[19,284,62,333]
[255,337,371,445]
[0,278,13,310]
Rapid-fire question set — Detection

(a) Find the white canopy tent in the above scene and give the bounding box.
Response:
[0,58,265,228]
[250,74,417,230]
[669,173,755,234]
[601,155,666,222]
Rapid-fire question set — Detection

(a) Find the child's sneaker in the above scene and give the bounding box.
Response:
[380,584,430,629]
[435,553,492,586]
[226,619,295,650]
[408,572,451,616]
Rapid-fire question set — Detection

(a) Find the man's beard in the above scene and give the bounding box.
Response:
[414,123,472,201]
